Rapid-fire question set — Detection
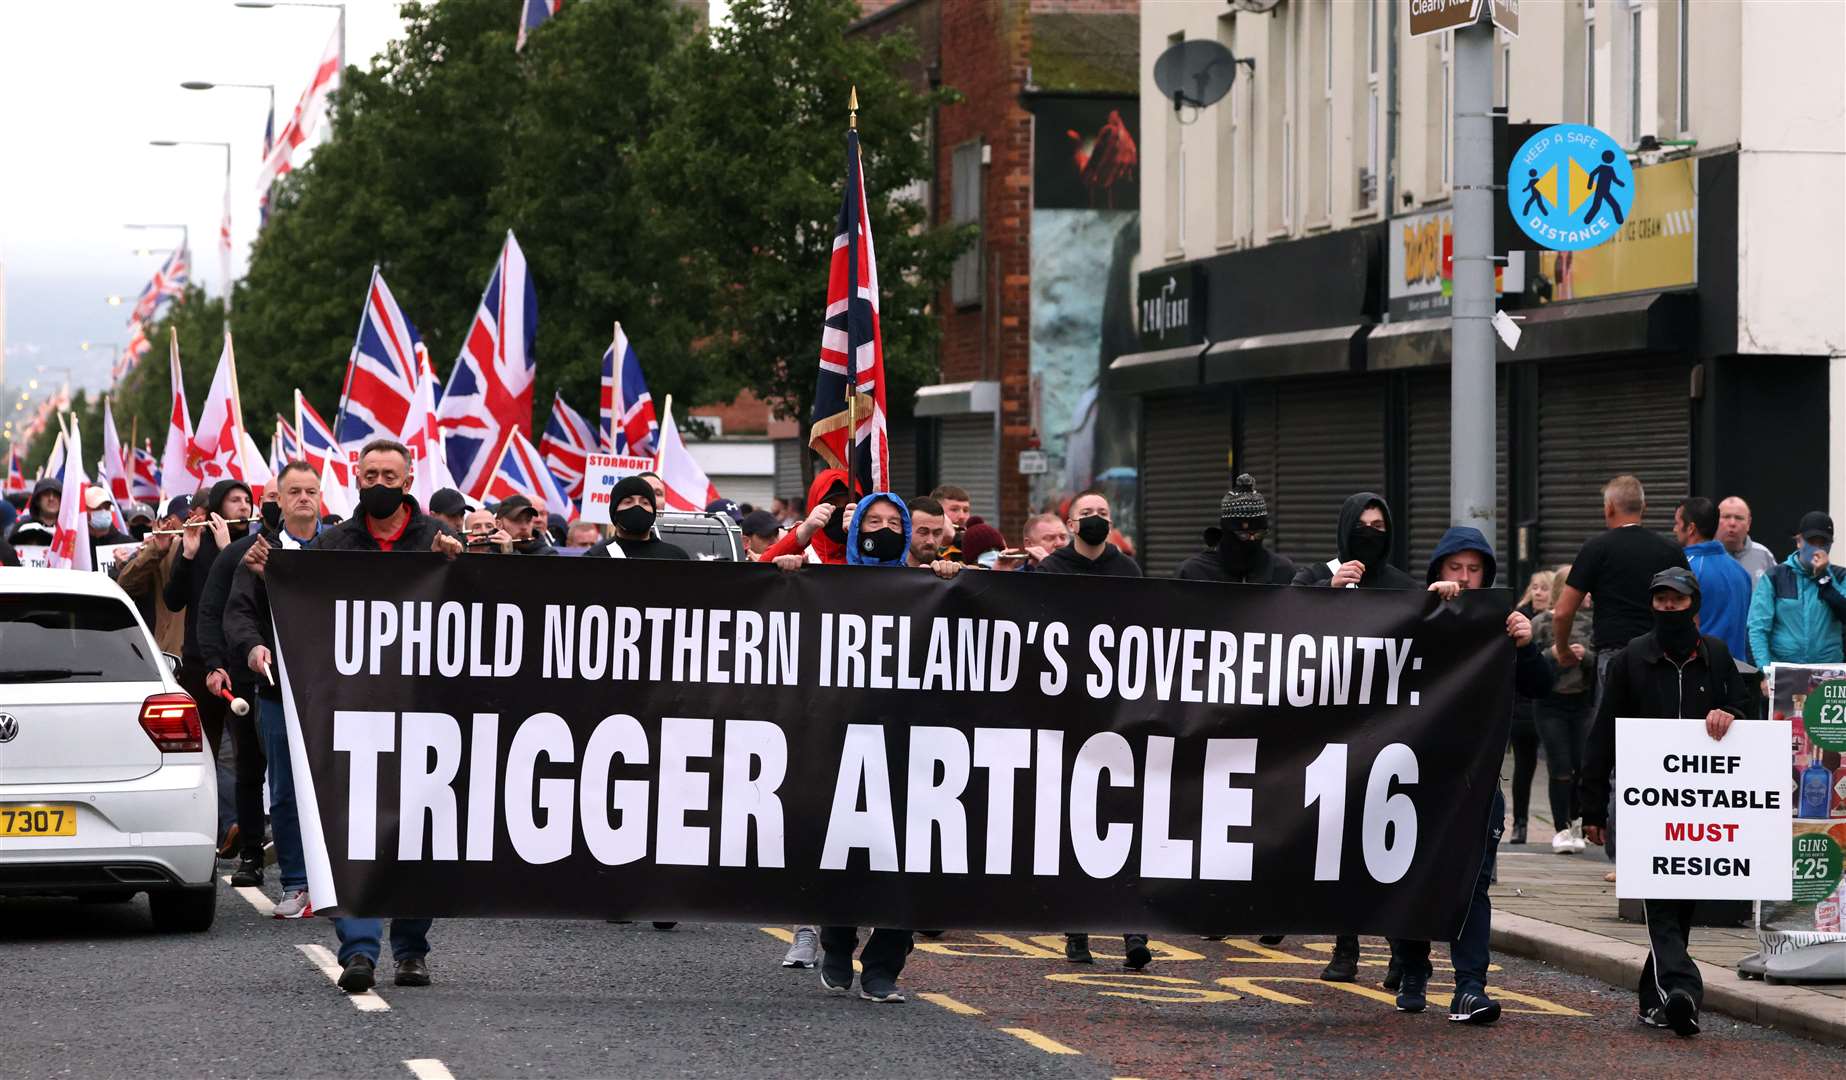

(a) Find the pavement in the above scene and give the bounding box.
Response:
[1492,753,1846,1046]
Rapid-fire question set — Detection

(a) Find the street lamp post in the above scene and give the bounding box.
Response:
[233,1,346,75]
[149,140,233,318]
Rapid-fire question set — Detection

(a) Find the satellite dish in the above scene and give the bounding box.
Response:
[1153,40,1242,116]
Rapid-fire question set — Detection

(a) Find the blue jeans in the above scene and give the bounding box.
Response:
[256,698,307,893]
[335,918,433,965]
[1391,787,1503,997]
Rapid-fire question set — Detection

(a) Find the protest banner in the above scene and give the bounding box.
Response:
[93,542,141,574]
[1615,717,1792,901]
[266,553,1515,940]
[579,453,656,524]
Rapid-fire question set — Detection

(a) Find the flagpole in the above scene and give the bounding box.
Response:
[844,85,862,498]
[225,330,251,482]
[333,267,375,446]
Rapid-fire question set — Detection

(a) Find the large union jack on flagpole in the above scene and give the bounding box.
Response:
[807,87,889,497]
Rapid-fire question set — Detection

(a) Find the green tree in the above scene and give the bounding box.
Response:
[639,0,967,442]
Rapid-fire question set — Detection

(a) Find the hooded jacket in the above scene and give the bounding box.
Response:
[1424,525,1553,700]
[116,541,185,654]
[844,493,910,567]
[1036,538,1143,577]
[1746,550,1846,666]
[759,468,851,565]
[6,478,62,542]
[313,493,452,552]
[161,478,254,666]
[1291,492,1415,589]
[1683,538,1754,661]
[1175,526,1297,585]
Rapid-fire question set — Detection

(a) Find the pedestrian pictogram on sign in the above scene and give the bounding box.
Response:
[1507,124,1635,252]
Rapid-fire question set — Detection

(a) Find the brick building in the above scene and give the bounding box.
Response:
[774,0,1140,538]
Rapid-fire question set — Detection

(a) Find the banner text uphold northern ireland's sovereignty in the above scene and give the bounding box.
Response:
[269,552,1514,940]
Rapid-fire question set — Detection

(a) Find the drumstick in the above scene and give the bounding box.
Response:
[215,686,250,717]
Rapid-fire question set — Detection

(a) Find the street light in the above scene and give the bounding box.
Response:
[234,1,346,72]
[106,295,124,307]
[179,80,277,130]
[149,140,233,314]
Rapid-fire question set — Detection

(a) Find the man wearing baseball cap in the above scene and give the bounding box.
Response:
[492,494,556,556]
[427,488,469,534]
[1746,511,1846,667]
[1581,566,1752,1037]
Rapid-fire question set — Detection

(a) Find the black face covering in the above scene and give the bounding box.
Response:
[1218,520,1265,573]
[130,523,153,541]
[822,506,849,544]
[261,502,284,532]
[861,526,906,563]
[358,483,405,521]
[1348,526,1390,566]
[1653,603,1700,654]
[615,505,656,536]
[1075,515,1111,546]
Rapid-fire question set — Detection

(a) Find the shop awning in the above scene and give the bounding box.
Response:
[1366,291,1700,370]
[914,380,1000,417]
[1201,323,1370,384]
[1105,343,1206,394]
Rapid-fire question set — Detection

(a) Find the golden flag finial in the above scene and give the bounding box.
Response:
[849,85,859,130]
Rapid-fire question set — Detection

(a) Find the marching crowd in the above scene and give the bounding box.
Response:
[4,437,1841,1038]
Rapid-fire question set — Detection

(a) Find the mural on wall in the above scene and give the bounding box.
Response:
[1033,96,1140,211]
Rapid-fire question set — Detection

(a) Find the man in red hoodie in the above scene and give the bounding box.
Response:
[759,468,854,567]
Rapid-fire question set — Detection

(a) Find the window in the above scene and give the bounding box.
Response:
[950,141,982,307]
[1629,4,1644,142]
[1322,0,1334,219]
[1359,0,1377,212]
[0,594,160,684]
[1266,12,1291,233]
[1164,31,1185,253]
[1585,3,1597,126]
[1441,35,1452,190]
[1367,0,1378,77]
[1677,0,1690,132]
[1216,15,1240,245]
[1501,42,1512,109]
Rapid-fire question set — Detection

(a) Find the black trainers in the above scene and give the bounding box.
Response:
[1447,990,1502,1024]
[394,955,431,987]
[1064,933,1094,964]
[819,951,854,993]
[1320,937,1360,982]
[337,955,375,994]
[1382,954,1404,992]
[1663,989,1699,1036]
[1395,968,1428,1013]
[229,855,264,888]
[1123,935,1153,971]
[1509,823,1527,845]
[860,975,905,1003]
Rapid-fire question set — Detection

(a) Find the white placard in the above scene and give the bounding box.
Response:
[1615,717,1793,900]
[15,545,50,568]
[93,542,142,574]
[579,453,655,525]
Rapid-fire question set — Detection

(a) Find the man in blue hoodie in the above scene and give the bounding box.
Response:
[1386,526,1553,1024]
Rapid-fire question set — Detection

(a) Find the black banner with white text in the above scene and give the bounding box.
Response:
[267,552,1513,940]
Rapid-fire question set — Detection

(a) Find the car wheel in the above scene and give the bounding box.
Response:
[149,885,217,932]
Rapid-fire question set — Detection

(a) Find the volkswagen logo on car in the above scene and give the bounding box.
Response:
[0,712,18,743]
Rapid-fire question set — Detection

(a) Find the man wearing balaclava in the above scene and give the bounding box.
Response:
[1581,567,1750,1039]
[1176,474,1296,584]
[1291,491,1414,589]
[584,475,690,560]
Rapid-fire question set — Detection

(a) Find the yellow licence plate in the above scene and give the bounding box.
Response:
[0,805,78,837]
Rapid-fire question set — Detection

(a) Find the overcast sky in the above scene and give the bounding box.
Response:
[0,0,413,407]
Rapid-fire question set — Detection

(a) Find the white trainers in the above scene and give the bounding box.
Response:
[272,889,313,920]
[1571,825,1588,853]
[1552,828,1578,853]
[781,926,819,968]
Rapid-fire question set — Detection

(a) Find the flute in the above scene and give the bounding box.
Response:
[147,516,261,536]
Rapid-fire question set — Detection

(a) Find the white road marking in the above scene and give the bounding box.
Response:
[222,874,275,916]
[403,1060,456,1080]
[297,943,390,1012]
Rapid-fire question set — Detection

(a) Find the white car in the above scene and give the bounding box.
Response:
[0,568,218,931]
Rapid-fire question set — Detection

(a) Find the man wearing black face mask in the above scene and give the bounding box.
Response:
[1581,567,1750,1037]
[1176,474,1296,584]
[1037,489,1141,578]
[585,476,691,560]
[1291,492,1414,589]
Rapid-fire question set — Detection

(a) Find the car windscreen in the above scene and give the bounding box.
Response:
[0,593,162,684]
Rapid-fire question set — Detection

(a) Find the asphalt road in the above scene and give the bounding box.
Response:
[3,880,1843,1080]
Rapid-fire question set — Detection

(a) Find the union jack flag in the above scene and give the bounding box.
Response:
[516,0,563,51]
[438,231,537,500]
[296,390,350,489]
[116,321,152,383]
[336,267,428,450]
[4,445,27,496]
[808,126,889,495]
[273,414,302,476]
[481,426,569,514]
[601,321,657,456]
[130,245,191,326]
[258,103,275,228]
[539,391,596,500]
[131,443,161,503]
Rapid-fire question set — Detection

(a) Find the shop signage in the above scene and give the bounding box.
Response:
[1533,158,1695,303]
[1387,208,1524,317]
[1508,123,1636,252]
[1408,0,1481,39]
[1137,265,1206,350]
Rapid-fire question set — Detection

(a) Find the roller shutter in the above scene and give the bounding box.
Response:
[1405,371,1509,571]
[1536,359,1691,569]
[935,414,997,524]
[887,416,917,501]
[772,438,804,500]
[1140,389,1234,576]
[1266,377,1389,568]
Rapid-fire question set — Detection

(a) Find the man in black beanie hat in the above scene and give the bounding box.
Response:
[585,475,690,560]
[1176,474,1297,584]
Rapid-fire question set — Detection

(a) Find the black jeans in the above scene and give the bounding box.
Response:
[1639,898,1703,1013]
[227,695,267,860]
[820,926,913,983]
[1535,694,1592,827]
[1509,702,1539,827]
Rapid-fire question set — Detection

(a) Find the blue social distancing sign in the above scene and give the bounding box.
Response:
[1508,123,1635,252]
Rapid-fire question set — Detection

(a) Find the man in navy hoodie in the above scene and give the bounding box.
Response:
[1386,526,1554,1023]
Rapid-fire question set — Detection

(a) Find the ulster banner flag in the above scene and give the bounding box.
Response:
[807,124,889,496]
